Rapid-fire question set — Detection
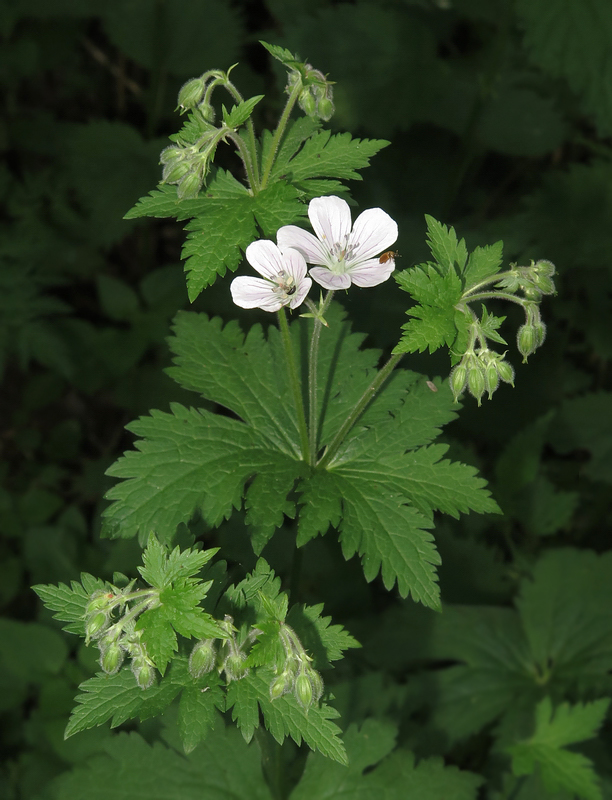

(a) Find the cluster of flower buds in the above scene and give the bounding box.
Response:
[269,624,323,711]
[287,63,335,122]
[496,259,556,302]
[450,347,515,406]
[516,302,547,363]
[84,586,158,690]
[188,615,252,683]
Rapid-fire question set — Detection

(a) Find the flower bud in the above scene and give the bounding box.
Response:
[449,363,467,402]
[177,170,203,200]
[299,89,317,117]
[224,653,249,682]
[134,662,155,690]
[270,669,295,700]
[308,669,324,703]
[523,287,541,301]
[496,360,515,386]
[159,145,183,166]
[484,361,499,399]
[162,160,192,184]
[189,639,217,678]
[517,324,537,362]
[316,96,334,121]
[467,364,486,406]
[86,611,109,641]
[534,321,546,347]
[295,672,313,709]
[100,643,124,675]
[531,273,555,295]
[86,591,114,615]
[178,77,206,110]
[534,259,555,278]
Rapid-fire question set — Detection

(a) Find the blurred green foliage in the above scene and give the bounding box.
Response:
[2,0,612,797]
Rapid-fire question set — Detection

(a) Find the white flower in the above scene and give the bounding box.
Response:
[230,240,312,312]
[277,195,398,290]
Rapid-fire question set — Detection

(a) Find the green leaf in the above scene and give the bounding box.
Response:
[53,727,272,800]
[223,95,264,128]
[463,240,504,289]
[33,574,107,635]
[138,535,216,590]
[177,673,225,754]
[271,130,389,183]
[292,719,483,800]
[260,39,301,67]
[425,215,468,274]
[508,697,610,800]
[227,671,347,764]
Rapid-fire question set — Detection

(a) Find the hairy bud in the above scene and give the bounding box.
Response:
[189,639,217,678]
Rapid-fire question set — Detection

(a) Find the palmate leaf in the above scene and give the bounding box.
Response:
[32,573,107,635]
[508,697,610,800]
[104,304,498,609]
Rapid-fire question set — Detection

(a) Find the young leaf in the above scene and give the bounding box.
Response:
[222,95,264,129]
[508,696,610,800]
[425,214,468,274]
[32,574,108,635]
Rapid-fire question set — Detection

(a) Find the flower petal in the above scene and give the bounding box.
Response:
[277,226,328,265]
[309,267,352,290]
[230,276,282,311]
[245,240,286,279]
[347,257,395,287]
[349,208,398,261]
[280,247,309,281]
[289,276,312,308]
[308,196,352,251]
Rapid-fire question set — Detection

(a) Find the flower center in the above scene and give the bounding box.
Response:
[272,271,297,298]
[328,234,359,273]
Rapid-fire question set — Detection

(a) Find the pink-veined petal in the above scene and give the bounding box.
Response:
[308,196,352,251]
[289,276,312,308]
[349,208,398,262]
[230,276,282,311]
[245,240,286,279]
[280,247,309,282]
[347,257,395,287]
[309,267,352,290]
[277,226,329,265]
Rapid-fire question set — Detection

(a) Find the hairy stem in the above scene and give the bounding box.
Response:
[260,82,302,189]
[306,291,334,466]
[278,308,310,463]
[317,352,403,469]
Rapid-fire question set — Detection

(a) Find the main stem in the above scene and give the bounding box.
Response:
[317,352,403,469]
[307,292,334,466]
[277,308,310,463]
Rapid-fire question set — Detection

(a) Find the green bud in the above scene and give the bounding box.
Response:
[316,96,334,121]
[517,324,537,362]
[467,365,486,406]
[86,611,108,641]
[270,669,295,700]
[295,672,313,709]
[100,643,124,675]
[484,361,499,399]
[162,160,192,184]
[159,145,183,166]
[224,653,249,682]
[189,639,217,678]
[308,669,324,703]
[531,273,555,294]
[177,170,203,200]
[523,287,541,301]
[178,77,206,110]
[86,591,114,615]
[134,662,155,690]
[534,321,547,347]
[496,360,515,386]
[449,364,468,402]
[299,89,317,117]
[534,259,555,278]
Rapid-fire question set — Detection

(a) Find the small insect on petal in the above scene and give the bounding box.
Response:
[379,250,399,264]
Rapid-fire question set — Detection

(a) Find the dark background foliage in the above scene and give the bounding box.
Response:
[2,0,612,797]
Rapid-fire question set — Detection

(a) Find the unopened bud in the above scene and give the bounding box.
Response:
[316,96,334,121]
[133,661,155,690]
[177,170,203,200]
[496,360,515,386]
[308,669,324,703]
[270,670,294,700]
[178,77,206,110]
[450,364,468,402]
[100,643,124,675]
[467,365,486,406]
[159,146,183,166]
[531,273,555,295]
[523,287,541,301]
[534,321,547,347]
[162,160,192,184]
[189,639,217,678]
[224,653,249,682]
[484,362,499,399]
[295,672,313,709]
[86,611,108,641]
[534,259,555,278]
[517,324,537,362]
[299,89,317,117]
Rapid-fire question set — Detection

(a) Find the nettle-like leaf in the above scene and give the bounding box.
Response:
[292,719,483,800]
[423,548,612,745]
[103,303,498,610]
[394,215,504,355]
[33,573,108,635]
[508,697,610,800]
